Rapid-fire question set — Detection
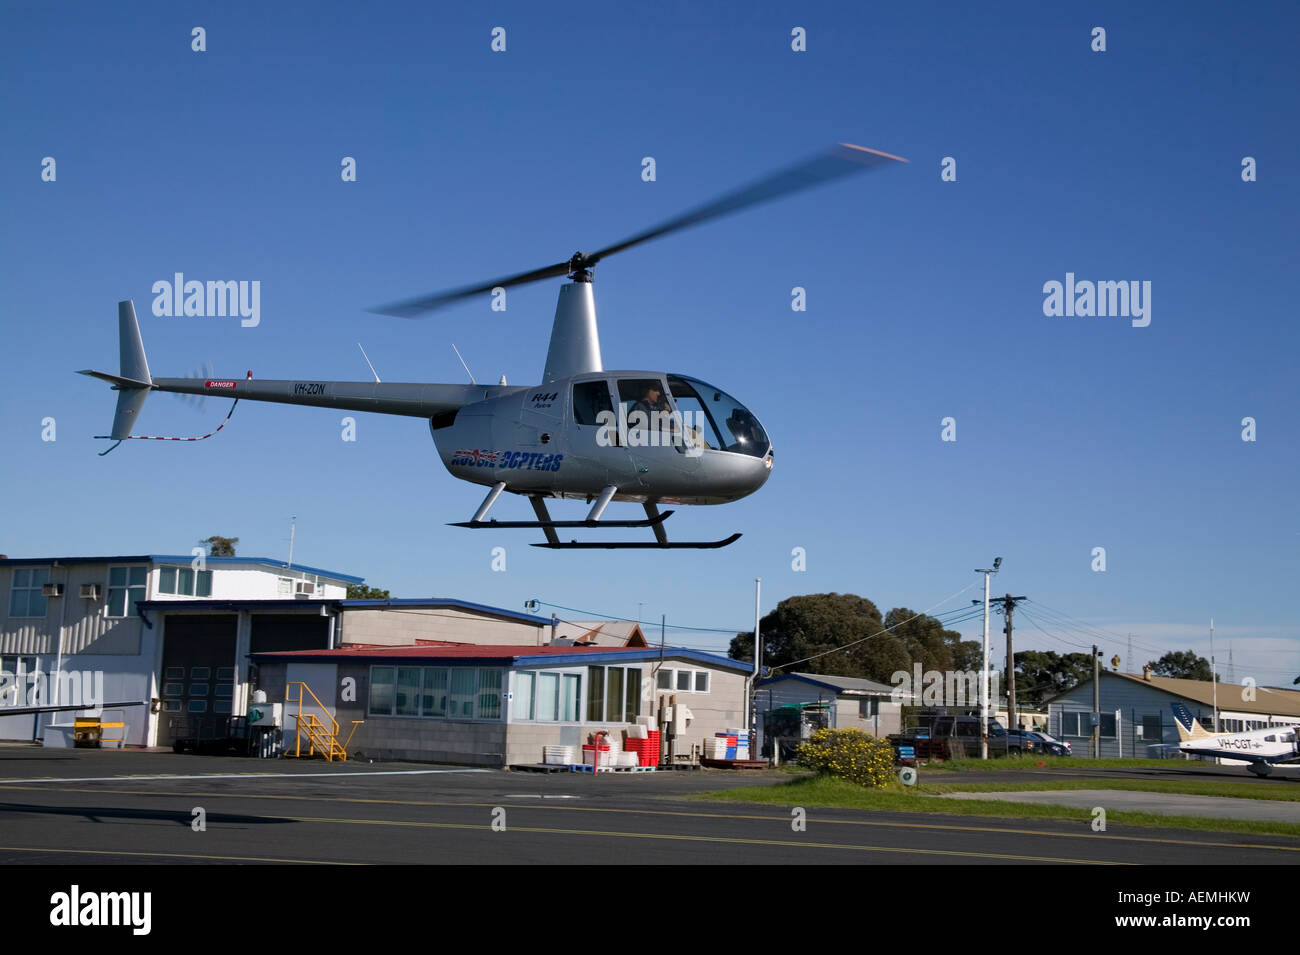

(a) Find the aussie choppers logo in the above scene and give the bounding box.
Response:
[450,449,564,471]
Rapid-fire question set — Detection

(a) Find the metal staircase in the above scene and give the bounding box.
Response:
[284,681,363,762]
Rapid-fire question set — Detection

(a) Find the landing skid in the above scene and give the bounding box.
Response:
[452,485,741,549]
[451,512,673,530]
[532,533,742,550]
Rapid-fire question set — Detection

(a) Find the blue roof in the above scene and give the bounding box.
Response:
[0,554,364,585]
[137,597,553,626]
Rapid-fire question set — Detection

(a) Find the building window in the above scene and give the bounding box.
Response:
[369,665,503,720]
[370,667,395,716]
[449,669,475,718]
[654,667,710,694]
[859,698,879,719]
[0,656,37,705]
[158,566,213,597]
[561,673,580,722]
[587,666,641,723]
[107,566,147,617]
[477,669,503,720]
[515,672,535,720]
[395,668,421,716]
[537,672,560,721]
[8,568,50,618]
[422,668,447,717]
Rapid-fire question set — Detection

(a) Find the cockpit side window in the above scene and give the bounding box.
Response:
[573,380,613,426]
[617,378,672,433]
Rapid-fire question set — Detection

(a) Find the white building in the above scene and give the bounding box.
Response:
[0,554,360,746]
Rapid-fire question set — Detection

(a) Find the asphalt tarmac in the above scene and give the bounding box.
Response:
[0,748,1296,865]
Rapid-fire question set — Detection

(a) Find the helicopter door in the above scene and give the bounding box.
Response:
[569,378,634,491]
[616,376,698,487]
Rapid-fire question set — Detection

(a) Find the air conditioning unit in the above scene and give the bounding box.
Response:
[80,583,102,600]
[295,581,316,596]
[41,583,64,597]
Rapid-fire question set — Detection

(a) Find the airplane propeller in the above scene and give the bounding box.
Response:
[372,143,907,318]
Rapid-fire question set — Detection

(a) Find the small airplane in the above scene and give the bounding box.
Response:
[80,144,906,549]
[1170,702,1300,777]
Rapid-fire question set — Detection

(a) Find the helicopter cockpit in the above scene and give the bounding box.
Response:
[572,373,770,459]
[666,374,770,458]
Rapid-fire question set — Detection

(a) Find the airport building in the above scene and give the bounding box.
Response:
[0,552,751,764]
[252,644,752,766]
[1047,668,1300,758]
[755,672,903,744]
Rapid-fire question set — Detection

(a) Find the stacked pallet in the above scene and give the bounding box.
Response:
[709,729,751,760]
[544,744,576,765]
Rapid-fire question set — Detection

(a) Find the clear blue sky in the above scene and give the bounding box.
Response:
[2,2,1297,686]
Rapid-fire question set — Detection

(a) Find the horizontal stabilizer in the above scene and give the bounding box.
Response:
[77,369,153,390]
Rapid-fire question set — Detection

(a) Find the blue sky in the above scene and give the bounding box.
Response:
[2,2,1297,686]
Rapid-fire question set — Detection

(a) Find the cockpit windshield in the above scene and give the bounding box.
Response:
[667,375,770,457]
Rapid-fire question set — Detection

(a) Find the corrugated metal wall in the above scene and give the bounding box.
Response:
[0,564,143,656]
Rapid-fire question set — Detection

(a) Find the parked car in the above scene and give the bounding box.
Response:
[1025,730,1071,756]
[1004,729,1040,755]
[891,716,1014,759]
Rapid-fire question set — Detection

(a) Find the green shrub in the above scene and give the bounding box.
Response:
[796,727,896,788]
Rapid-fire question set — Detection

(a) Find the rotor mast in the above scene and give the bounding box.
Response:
[542,261,603,382]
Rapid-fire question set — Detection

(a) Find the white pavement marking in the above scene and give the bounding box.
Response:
[504,794,581,799]
[0,769,490,784]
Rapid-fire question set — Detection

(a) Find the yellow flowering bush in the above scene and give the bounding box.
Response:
[795,727,896,788]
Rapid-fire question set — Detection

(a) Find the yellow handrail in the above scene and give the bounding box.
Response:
[283,682,362,761]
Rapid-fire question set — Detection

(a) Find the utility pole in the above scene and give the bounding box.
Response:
[974,558,1002,759]
[994,594,1028,731]
[751,578,761,758]
[1091,644,1101,759]
[1210,618,1218,732]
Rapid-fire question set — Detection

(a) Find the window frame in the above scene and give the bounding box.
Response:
[653,667,711,694]
[157,565,214,597]
[8,567,51,618]
[106,565,148,618]
[511,668,584,724]
[367,665,503,722]
[586,665,643,724]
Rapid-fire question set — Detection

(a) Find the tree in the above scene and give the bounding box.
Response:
[347,584,391,599]
[730,593,906,684]
[199,535,238,557]
[1148,649,1212,681]
[1014,650,1096,706]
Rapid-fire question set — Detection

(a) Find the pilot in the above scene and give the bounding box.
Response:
[628,383,670,432]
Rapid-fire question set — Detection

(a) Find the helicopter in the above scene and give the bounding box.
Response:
[80,143,906,548]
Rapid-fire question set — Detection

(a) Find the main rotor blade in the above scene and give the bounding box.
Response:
[373,143,906,319]
[372,260,573,318]
[588,143,906,264]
